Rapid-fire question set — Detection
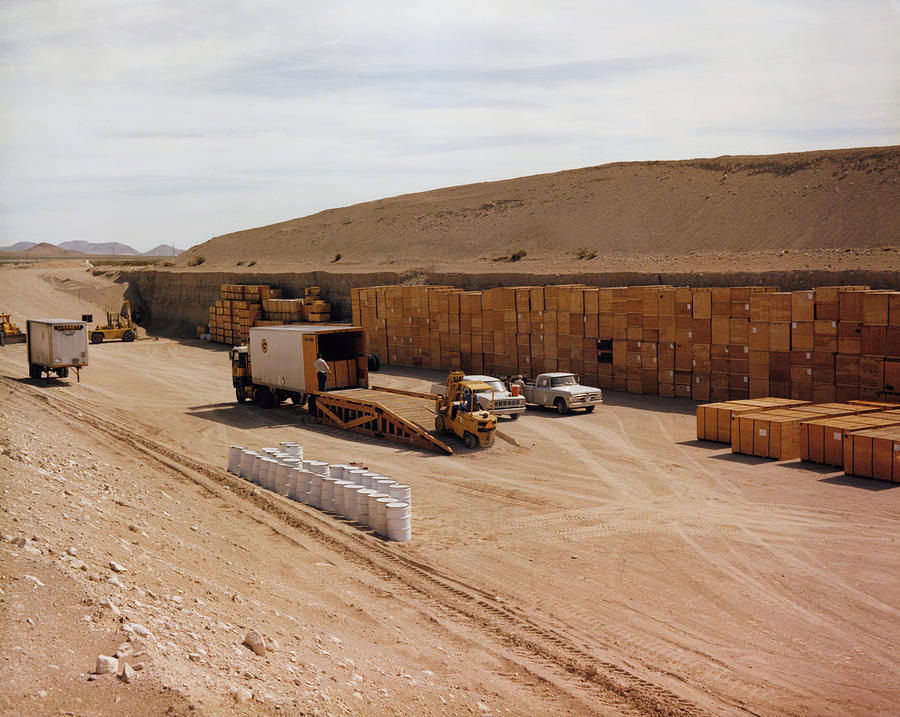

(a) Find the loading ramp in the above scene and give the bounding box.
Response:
[308,387,453,454]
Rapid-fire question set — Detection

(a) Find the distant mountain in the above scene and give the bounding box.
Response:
[143,244,185,257]
[1,241,37,252]
[58,240,140,255]
[23,242,83,257]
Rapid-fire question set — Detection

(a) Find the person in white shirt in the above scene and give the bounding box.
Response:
[314,353,331,392]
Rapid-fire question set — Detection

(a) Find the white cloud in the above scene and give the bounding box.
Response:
[1,0,898,250]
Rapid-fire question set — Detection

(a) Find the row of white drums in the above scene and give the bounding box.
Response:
[227,443,411,542]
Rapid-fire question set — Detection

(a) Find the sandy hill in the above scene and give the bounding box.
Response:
[178,146,900,274]
[22,242,84,258]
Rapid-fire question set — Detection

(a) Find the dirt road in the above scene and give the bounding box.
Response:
[2,265,899,715]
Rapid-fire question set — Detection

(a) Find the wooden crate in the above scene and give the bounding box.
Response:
[843,426,900,481]
[732,403,879,459]
[696,398,811,443]
[800,410,900,465]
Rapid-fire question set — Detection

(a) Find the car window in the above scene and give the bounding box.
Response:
[537,377,548,387]
[551,375,576,387]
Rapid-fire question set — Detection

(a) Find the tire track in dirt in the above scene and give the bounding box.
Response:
[6,375,720,717]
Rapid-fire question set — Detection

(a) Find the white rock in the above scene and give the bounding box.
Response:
[242,630,266,657]
[24,574,44,587]
[67,547,77,556]
[109,561,127,573]
[95,655,118,675]
[107,575,124,588]
[119,662,136,683]
[100,598,121,616]
[129,623,152,637]
[232,686,253,704]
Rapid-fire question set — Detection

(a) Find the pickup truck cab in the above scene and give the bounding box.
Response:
[520,372,602,415]
[432,374,526,420]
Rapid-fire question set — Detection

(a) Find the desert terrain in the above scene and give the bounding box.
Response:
[173,147,900,275]
[3,259,900,717]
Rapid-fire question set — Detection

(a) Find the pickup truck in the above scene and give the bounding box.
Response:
[431,374,526,420]
[519,372,602,415]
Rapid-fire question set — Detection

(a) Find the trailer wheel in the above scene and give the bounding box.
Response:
[434,414,446,433]
[584,405,595,414]
[29,363,42,379]
[554,398,568,415]
[463,431,477,449]
[256,387,276,409]
[91,332,104,344]
[56,367,69,378]
[235,386,247,403]
[122,329,135,342]
[367,353,381,372]
[291,393,307,406]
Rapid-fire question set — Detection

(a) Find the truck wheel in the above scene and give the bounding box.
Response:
[367,353,381,372]
[584,405,595,414]
[91,332,104,344]
[256,388,275,409]
[291,393,307,406]
[122,329,135,342]
[56,367,69,379]
[434,414,446,433]
[463,432,477,449]
[235,386,247,403]
[29,363,42,379]
[507,413,519,421]
[554,398,568,415]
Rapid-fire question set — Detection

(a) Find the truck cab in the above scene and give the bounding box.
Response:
[521,372,603,415]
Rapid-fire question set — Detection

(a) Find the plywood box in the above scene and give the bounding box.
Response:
[791,291,815,321]
[696,398,811,443]
[844,426,900,481]
[801,410,900,466]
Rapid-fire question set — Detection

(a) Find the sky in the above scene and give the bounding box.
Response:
[1,1,898,253]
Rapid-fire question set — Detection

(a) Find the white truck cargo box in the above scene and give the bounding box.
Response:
[27,319,89,369]
[249,325,310,392]
[248,324,369,394]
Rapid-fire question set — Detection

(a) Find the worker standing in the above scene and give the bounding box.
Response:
[314,353,331,392]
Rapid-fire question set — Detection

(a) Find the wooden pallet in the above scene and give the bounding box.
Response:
[308,388,453,454]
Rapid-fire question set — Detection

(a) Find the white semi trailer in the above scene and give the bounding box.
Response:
[26,319,89,381]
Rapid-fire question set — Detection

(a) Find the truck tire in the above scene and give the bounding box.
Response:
[122,329,135,342]
[434,414,446,433]
[463,431,477,449]
[56,367,69,378]
[367,353,381,372]
[91,332,104,344]
[256,387,276,409]
[507,413,519,421]
[235,386,247,403]
[584,405,595,414]
[291,393,307,406]
[554,398,568,415]
[29,363,42,379]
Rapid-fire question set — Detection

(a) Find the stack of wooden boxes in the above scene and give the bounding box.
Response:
[207,283,332,344]
[351,284,899,403]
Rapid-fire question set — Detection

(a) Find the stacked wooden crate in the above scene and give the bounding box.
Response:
[843,426,900,481]
[208,283,333,345]
[208,284,271,344]
[350,284,899,404]
[800,409,900,466]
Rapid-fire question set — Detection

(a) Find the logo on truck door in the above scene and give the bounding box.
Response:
[260,338,268,353]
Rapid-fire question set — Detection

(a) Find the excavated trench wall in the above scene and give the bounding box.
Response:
[109,268,900,339]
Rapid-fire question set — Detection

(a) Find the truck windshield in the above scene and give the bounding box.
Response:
[484,380,504,392]
[551,375,576,387]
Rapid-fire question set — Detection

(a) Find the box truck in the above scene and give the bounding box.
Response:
[231,324,369,407]
[26,319,89,380]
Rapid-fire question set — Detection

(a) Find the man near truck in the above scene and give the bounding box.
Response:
[314,353,331,392]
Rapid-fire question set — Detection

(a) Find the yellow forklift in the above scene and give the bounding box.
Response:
[90,301,137,343]
[434,371,498,448]
[0,313,26,346]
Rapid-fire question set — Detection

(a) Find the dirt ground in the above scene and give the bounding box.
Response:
[2,265,900,716]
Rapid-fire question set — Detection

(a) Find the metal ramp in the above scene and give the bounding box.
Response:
[309,387,453,454]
